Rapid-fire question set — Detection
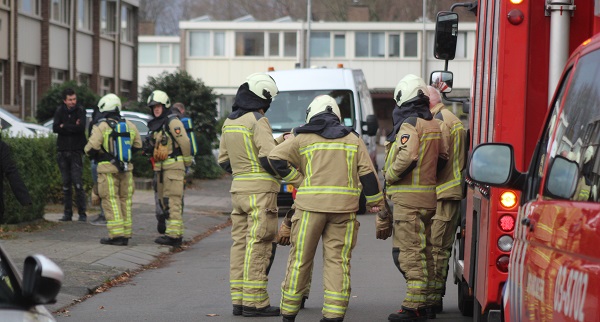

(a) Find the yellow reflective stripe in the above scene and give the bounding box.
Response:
[281,290,303,301]
[234,172,279,184]
[155,158,185,166]
[422,132,441,141]
[183,156,193,162]
[346,149,355,188]
[244,280,268,288]
[323,303,347,314]
[283,167,300,182]
[387,185,436,193]
[341,214,356,294]
[451,123,464,180]
[384,141,398,172]
[243,293,268,301]
[365,192,383,203]
[304,151,313,186]
[231,293,242,301]
[436,178,462,194]
[223,125,253,135]
[230,280,244,287]
[289,211,310,293]
[324,290,350,301]
[407,281,428,288]
[223,125,260,172]
[299,142,358,154]
[296,186,361,196]
[244,195,259,279]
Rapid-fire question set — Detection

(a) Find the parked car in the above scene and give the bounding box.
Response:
[43,109,152,139]
[0,244,63,322]
[0,108,52,138]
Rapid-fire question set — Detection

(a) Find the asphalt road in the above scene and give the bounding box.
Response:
[56,213,472,322]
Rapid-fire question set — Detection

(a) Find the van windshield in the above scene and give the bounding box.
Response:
[266,90,354,132]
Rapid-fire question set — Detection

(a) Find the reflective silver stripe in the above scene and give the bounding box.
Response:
[436,178,462,194]
[387,185,436,193]
[234,172,279,184]
[296,186,361,196]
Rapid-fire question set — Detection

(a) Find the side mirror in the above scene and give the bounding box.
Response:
[544,155,579,199]
[429,71,454,93]
[22,254,63,305]
[469,143,523,188]
[434,11,459,61]
[363,114,378,136]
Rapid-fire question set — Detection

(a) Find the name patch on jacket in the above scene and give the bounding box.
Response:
[400,134,410,144]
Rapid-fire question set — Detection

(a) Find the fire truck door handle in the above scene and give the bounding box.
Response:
[521,218,534,231]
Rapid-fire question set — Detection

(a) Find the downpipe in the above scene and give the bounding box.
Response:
[545,0,575,104]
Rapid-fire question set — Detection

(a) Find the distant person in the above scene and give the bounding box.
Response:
[53,88,87,222]
[84,94,142,245]
[88,105,106,225]
[0,139,32,222]
[146,91,192,247]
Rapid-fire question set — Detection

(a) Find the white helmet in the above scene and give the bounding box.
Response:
[147,90,171,109]
[98,93,121,113]
[394,74,429,107]
[305,95,341,123]
[247,73,278,100]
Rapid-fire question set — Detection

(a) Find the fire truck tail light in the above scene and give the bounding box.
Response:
[499,214,515,232]
[500,191,517,209]
[497,235,513,252]
[510,0,523,4]
[496,255,510,273]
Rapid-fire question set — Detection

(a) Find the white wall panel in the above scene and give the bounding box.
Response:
[99,39,114,77]
[49,25,69,69]
[76,33,93,73]
[0,11,8,60]
[17,16,41,65]
[120,45,133,80]
[138,66,177,88]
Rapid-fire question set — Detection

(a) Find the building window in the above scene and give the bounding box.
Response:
[78,73,90,86]
[190,31,210,57]
[51,0,70,24]
[100,77,112,95]
[77,0,92,31]
[20,0,40,16]
[389,34,400,57]
[121,4,134,43]
[139,43,158,64]
[22,65,37,119]
[269,33,279,57]
[214,32,225,56]
[51,69,66,86]
[455,32,467,59]
[120,80,131,98]
[334,34,345,57]
[404,32,418,57]
[159,45,171,64]
[1,0,9,7]
[236,32,264,56]
[101,0,117,36]
[310,32,330,58]
[355,32,384,58]
[140,43,180,65]
[284,32,296,57]
[172,44,180,65]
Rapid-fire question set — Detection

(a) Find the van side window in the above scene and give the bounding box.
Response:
[543,50,600,201]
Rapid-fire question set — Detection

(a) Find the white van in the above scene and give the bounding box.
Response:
[266,67,379,211]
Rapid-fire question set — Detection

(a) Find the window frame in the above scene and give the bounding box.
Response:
[50,0,70,25]
[120,3,134,43]
[19,0,41,16]
[100,0,117,37]
[77,0,92,31]
[235,31,265,57]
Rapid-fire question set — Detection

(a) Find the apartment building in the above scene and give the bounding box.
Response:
[0,0,139,120]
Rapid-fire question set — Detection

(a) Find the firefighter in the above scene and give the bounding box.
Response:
[427,86,466,313]
[218,73,281,317]
[383,75,448,322]
[84,94,142,245]
[146,90,192,247]
[269,95,386,322]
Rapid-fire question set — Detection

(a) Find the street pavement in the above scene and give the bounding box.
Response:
[0,174,235,314]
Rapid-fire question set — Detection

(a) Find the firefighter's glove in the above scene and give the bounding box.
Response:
[91,184,100,206]
[375,201,393,240]
[277,208,294,246]
[153,141,169,161]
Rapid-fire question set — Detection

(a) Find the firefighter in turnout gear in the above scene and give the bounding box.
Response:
[84,94,142,245]
[146,90,192,247]
[269,95,385,322]
[218,73,281,317]
[427,86,466,313]
[383,75,448,322]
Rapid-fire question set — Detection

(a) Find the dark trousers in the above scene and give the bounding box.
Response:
[57,151,86,217]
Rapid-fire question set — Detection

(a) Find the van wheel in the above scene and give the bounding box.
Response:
[473,298,489,322]
[357,193,366,214]
[458,278,474,316]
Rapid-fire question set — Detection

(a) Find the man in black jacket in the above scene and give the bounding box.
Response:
[53,88,87,222]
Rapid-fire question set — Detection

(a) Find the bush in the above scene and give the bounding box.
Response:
[36,81,100,123]
[191,154,224,180]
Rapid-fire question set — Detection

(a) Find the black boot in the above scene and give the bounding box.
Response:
[320,317,344,322]
[90,214,107,226]
[388,307,428,322]
[100,236,128,246]
[432,300,443,313]
[282,314,296,322]
[58,215,72,221]
[242,305,280,317]
[232,304,243,316]
[154,235,182,247]
[78,214,87,222]
[300,295,308,309]
[156,214,166,234]
[425,306,436,319]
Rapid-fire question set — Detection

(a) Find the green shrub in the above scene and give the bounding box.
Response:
[36,81,100,123]
[191,154,224,180]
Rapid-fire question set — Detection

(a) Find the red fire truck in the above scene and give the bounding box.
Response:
[432,1,599,321]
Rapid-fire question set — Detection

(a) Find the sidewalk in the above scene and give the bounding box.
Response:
[0,174,234,313]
